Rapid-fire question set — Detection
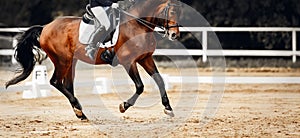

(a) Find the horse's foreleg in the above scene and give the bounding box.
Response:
[151,73,174,117]
[119,62,144,113]
[50,68,88,121]
[138,57,174,117]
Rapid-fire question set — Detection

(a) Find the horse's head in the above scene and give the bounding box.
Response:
[128,0,182,40]
[156,0,182,41]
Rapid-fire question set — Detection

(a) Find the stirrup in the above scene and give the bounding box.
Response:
[101,48,118,66]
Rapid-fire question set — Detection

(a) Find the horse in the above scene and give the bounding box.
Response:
[5,0,182,120]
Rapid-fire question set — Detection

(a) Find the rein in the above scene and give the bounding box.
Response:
[118,9,161,31]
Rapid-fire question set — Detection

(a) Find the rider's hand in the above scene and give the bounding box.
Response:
[112,3,119,9]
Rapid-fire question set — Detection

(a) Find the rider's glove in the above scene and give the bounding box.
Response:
[112,3,119,9]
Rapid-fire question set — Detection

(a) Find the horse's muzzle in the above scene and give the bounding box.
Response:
[168,30,179,41]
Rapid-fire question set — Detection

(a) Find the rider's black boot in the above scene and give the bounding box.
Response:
[85,28,109,60]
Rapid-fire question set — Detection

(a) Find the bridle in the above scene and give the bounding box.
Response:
[161,1,181,30]
[118,0,181,37]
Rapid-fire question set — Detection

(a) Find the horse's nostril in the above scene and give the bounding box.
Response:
[171,33,177,38]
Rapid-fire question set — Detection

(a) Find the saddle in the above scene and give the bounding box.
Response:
[82,4,95,25]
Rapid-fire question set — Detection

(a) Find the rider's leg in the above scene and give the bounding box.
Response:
[85,6,111,60]
[85,27,107,60]
[92,6,111,30]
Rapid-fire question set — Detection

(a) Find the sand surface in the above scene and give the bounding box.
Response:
[0,66,299,137]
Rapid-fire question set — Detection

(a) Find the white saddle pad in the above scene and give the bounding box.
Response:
[79,21,120,48]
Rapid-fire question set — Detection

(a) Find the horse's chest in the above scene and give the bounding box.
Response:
[134,35,156,51]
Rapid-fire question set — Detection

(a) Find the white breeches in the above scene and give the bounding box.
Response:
[91,6,111,30]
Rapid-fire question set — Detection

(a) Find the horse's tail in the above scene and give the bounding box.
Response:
[5,25,44,89]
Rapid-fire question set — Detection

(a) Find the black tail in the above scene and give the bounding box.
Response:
[5,25,44,89]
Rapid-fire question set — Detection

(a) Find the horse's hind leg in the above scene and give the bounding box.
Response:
[138,57,174,117]
[63,60,77,95]
[50,65,88,121]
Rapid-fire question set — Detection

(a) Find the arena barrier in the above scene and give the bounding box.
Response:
[1,65,300,98]
[92,74,170,94]
[22,65,51,99]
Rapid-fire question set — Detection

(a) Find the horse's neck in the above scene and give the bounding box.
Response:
[127,0,165,26]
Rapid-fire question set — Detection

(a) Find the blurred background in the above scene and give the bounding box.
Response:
[0,0,300,67]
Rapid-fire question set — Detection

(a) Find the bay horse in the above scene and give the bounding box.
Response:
[5,0,182,120]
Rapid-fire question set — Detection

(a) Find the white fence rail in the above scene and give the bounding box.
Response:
[0,27,299,62]
[155,27,300,62]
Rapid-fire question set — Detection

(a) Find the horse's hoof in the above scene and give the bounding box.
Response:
[119,102,126,113]
[80,114,89,122]
[76,113,89,121]
[119,102,132,113]
[164,109,175,117]
[74,108,89,121]
[74,107,83,116]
